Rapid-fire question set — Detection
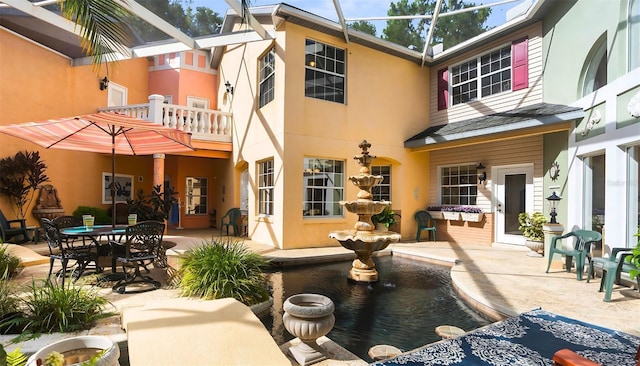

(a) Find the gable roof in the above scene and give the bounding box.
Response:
[404,103,584,149]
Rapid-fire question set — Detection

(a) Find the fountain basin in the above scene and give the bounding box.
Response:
[341,200,389,216]
[329,230,400,282]
[329,230,400,249]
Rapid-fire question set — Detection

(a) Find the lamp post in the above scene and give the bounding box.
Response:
[547,191,561,224]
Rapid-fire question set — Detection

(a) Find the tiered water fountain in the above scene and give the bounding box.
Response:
[329,140,400,282]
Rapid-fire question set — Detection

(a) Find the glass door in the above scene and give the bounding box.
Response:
[495,166,534,245]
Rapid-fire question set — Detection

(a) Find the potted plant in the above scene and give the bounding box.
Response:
[427,206,443,220]
[460,206,484,222]
[371,206,397,231]
[442,206,461,221]
[518,212,547,256]
[0,151,49,220]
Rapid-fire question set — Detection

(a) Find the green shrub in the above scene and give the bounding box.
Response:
[20,280,112,333]
[627,227,640,280]
[518,212,547,242]
[0,280,25,335]
[72,206,110,225]
[177,238,270,305]
[372,206,398,228]
[0,246,21,279]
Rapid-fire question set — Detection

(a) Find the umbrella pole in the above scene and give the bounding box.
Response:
[112,138,116,229]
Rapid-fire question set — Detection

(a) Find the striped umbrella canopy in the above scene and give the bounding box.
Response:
[0,112,194,226]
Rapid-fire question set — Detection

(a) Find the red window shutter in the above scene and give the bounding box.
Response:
[512,37,529,91]
[437,68,449,110]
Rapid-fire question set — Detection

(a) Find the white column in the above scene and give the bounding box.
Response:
[148,94,165,125]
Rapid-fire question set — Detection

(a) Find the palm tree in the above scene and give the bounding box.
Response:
[59,0,253,71]
[58,0,132,70]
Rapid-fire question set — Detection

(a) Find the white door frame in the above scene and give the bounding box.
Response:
[493,164,534,245]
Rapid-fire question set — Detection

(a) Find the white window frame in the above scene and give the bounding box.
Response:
[439,163,480,205]
[304,39,346,104]
[451,44,511,106]
[107,82,127,107]
[258,159,274,216]
[627,146,639,245]
[259,47,275,108]
[302,158,344,217]
[185,177,208,215]
[187,96,209,109]
[629,0,640,71]
[582,39,607,96]
[371,165,391,202]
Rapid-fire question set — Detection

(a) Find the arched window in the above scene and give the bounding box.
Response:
[630,0,640,71]
[582,38,607,96]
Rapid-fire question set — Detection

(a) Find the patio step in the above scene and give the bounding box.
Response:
[121,297,290,365]
[2,243,49,267]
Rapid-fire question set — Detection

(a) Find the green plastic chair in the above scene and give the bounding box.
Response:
[414,210,436,242]
[220,208,242,236]
[545,230,601,281]
[588,248,640,302]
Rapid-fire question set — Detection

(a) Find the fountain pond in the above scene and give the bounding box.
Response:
[260,255,490,362]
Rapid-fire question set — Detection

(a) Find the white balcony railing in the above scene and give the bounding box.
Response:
[99,94,232,143]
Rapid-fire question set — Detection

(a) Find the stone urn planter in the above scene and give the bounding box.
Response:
[26,336,120,366]
[525,239,544,257]
[283,293,335,366]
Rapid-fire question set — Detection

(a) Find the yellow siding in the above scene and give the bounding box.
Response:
[428,135,544,213]
[430,23,543,125]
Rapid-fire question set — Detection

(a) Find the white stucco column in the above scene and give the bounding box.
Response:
[153,153,165,192]
[148,94,165,125]
[543,223,565,268]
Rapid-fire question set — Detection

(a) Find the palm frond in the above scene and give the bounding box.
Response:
[58,0,132,71]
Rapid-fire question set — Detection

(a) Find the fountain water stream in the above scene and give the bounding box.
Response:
[329,140,400,282]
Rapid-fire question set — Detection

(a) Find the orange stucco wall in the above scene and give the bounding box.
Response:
[0,29,151,226]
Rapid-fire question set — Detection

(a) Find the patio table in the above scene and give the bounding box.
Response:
[60,225,127,279]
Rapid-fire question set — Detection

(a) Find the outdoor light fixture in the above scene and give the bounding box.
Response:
[477,163,487,184]
[99,76,109,91]
[547,191,562,224]
[225,81,234,95]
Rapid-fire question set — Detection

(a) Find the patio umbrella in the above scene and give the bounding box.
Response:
[0,112,194,227]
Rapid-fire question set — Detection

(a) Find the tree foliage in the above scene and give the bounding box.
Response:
[0,151,49,220]
[129,0,223,41]
[382,0,491,51]
[349,21,377,36]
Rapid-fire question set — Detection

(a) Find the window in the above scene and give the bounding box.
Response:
[629,0,639,71]
[258,159,274,215]
[371,165,391,202]
[439,38,527,109]
[583,155,605,234]
[304,39,345,103]
[259,48,275,108]
[107,82,127,107]
[440,164,479,205]
[185,177,207,215]
[582,39,607,96]
[451,45,511,106]
[302,158,344,217]
[187,96,209,109]
[627,146,639,245]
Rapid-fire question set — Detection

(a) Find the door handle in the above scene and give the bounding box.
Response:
[497,203,502,213]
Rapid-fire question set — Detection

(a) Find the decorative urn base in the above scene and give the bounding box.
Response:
[329,229,400,282]
[525,240,544,257]
[283,293,335,366]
